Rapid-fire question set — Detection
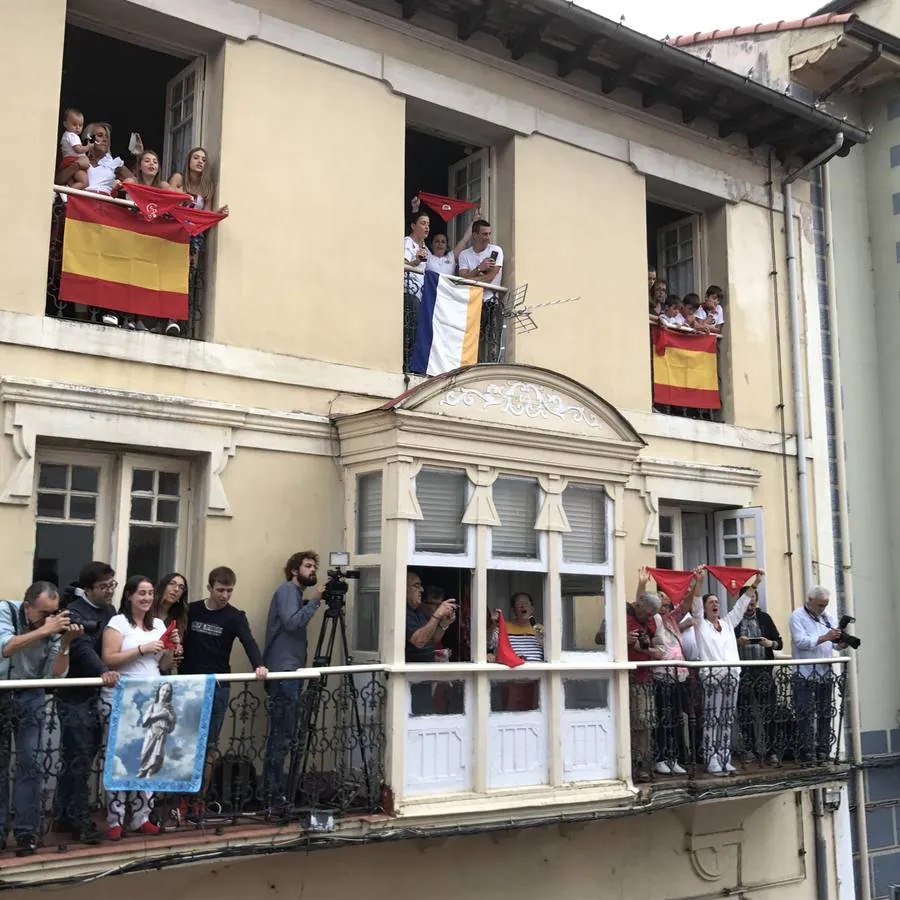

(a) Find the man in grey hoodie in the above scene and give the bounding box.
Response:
[262,551,324,805]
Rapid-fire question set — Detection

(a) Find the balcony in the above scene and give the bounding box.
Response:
[0,658,847,885]
[403,268,507,374]
[45,187,206,339]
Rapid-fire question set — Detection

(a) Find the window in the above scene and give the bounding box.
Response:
[353,567,380,653]
[448,149,490,247]
[163,57,205,178]
[562,485,608,566]
[123,466,185,580]
[561,574,607,653]
[356,472,383,555]
[491,477,538,559]
[656,507,680,570]
[714,507,766,607]
[414,469,468,555]
[657,216,700,298]
[563,678,610,710]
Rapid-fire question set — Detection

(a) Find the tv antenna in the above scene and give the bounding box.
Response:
[502,284,581,334]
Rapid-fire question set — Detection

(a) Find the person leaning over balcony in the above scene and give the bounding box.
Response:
[702,285,726,335]
[626,586,664,783]
[54,561,120,844]
[101,575,173,839]
[649,278,668,316]
[405,571,456,716]
[682,294,711,334]
[0,582,83,856]
[261,551,325,807]
[658,295,687,329]
[733,574,782,766]
[691,580,755,776]
[789,586,844,765]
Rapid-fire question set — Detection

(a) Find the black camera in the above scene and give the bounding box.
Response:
[322,552,360,614]
[637,631,651,651]
[837,614,861,650]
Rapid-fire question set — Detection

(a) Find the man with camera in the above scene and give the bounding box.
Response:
[0,582,83,855]
[406,571,456,715]
[789,585,846,764]
[262,551,326,805]
[55,561,120,843]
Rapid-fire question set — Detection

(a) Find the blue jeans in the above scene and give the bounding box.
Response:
[263,680,303,800]
[54,695,107,829]
[0,690,47,837]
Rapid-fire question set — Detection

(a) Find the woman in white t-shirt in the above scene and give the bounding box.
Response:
[425,218,476,277]
[101,575,173,839]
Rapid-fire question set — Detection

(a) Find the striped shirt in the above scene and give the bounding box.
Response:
[490,621,544,661]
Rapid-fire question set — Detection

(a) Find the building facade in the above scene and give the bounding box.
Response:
[0,0,866,896]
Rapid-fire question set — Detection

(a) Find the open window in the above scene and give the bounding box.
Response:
[163,56,205,178]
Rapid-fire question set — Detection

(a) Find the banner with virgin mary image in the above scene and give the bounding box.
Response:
[103,674,216,793]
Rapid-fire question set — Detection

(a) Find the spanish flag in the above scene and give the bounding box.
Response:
[652,326,720,409]
[60,195,189,319]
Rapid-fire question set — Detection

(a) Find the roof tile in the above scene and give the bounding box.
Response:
[669,13,853,48]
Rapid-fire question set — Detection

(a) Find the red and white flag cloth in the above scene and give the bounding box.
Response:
[647,568,696,603]
[704,565,760,596]
[169,205,229,237]
[494,611,525,668]
[122,183,191,221]
[417,192,478,223]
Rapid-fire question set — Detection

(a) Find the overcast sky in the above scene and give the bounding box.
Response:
[576,0,817,40]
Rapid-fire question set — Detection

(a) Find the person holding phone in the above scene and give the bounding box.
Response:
[457,219,503,301]
[405,571,456,715]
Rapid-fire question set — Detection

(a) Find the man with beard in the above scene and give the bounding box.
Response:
[262,551,325,804]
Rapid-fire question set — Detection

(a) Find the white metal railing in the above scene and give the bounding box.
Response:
[403,263,510,294]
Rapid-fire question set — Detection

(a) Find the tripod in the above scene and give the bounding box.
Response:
[284,598,373,813]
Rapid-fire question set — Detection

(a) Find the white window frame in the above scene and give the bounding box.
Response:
[163,56,205,180]
[487,475,547,573]
[656,214,702,299]
[33,449,117,567]
[408,469,475,569]
[345,466,383,661]
[714,506,767,609]
[448,148,491,249]
[558,490,614,577]
[656,505,684,571]
[112,454,193,581]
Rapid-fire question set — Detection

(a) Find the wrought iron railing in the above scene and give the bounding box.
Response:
[45,187,205,339]
[403,269,507,373]
[629,659,848,782]
[0,669,385,857]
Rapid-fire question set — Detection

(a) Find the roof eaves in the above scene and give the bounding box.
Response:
[669,13,854,48]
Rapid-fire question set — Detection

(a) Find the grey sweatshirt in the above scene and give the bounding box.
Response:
[262,581,321,672]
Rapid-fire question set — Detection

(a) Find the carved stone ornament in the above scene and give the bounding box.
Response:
[463,466,500,526]
[535,474,571,532]
[440,381,603,428]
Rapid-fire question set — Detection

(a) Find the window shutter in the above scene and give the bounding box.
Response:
[415,469,467,553]
[492,477,538,558]
[356,472,382,555]
[562,486,608,565]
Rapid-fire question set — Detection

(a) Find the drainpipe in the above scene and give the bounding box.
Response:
[781,131,844,900]
[822,163,871,900]
[782,131,844,590]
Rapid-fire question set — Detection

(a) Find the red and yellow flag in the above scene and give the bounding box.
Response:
[652,327,720,409]
[60,195,189,319]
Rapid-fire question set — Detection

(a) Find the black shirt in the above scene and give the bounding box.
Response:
[180,599,264,675]
[61,593,116,703]
[406,604,435,663]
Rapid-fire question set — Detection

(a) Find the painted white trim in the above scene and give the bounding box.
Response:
[0,309,409,399]
[0,377,332,515]
[637,457,762,487]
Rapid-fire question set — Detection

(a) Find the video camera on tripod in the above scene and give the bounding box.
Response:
[322,551,360,615]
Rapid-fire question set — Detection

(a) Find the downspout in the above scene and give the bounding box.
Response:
[782,131,844,590]
[822,162,871,900]
[781,131,844,900]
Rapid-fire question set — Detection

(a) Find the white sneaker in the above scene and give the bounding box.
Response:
[165,320,181,336]
[725,761,737,773]
[707,761,725,776]
[670,762,687,775]
[101,314,119,326]
[653,761,672,775]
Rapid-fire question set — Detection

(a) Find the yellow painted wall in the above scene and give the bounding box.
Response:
[512,135,651,412]
[0,0,65,316]
[211,39,405,370]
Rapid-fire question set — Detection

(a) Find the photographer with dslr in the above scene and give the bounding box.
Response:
[0,581,82,854]
[262,551,325,805]
[406,571,457,715]
[789,585,851,764]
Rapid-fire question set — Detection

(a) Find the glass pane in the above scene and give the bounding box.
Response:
[69,495,96,521]
[353,567,380,653]
[157,499,179,523]
[356,472,383,555]
[185,73,195,94]
[678,224,692,242]
[562,485,607,566]
[158,472,181,497]
[742,517,756,537]
[663,229,677,247]
[131,497,153,521]
[654,557,674,570]
[38,464,67,490]
[127,525,176,587]
[490,680,540,712]
[414,469,467,554]
[37,492,65,518]
[132,469,154,493]
[723,519,738,535]
[563,678,609,710]
[409,680,466,717]
[561,574,606,652]
[33,522,94,589]
[172,81,183,103]
[492,478,538,559]
[724,537,739,556]
[659,515,673,533]
[659,534,673,554]
[71,466,99,493]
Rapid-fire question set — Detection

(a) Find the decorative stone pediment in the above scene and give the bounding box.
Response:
[385,366,644,445]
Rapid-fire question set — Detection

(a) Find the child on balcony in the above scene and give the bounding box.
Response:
[703,285,726,334]
[682,294,710,333]
[58,108,90,191]
[658,295,687,329]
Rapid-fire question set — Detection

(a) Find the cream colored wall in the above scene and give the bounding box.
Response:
[511,135,650,412]
[211,39,405,369]
[1,793,825,900]
[0,0,65,316]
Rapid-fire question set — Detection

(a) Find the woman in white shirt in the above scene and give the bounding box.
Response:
[102,575,173,839]
[425,218,476,277]
[692,590,751,775]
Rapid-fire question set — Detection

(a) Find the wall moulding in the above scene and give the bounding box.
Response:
[0,378,332,515]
